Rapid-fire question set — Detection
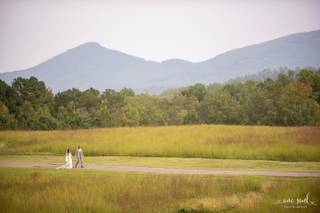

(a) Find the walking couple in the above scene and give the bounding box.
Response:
[56,146,84,169]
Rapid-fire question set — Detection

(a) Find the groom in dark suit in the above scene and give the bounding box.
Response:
[75,146,84,168]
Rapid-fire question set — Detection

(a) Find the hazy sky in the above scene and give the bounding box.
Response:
[0,0,319,72]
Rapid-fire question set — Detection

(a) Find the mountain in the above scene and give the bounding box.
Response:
[1,30,320,94]
[196,30,320,83]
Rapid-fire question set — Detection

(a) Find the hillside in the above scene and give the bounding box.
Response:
[1,30,320,93]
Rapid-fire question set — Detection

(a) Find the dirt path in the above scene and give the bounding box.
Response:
[0,162,319,177]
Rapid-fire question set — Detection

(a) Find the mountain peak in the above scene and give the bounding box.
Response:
[73,42,105,51]
[80,41,102,47]
[161,59,192,64]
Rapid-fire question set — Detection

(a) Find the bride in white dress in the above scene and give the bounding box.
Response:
[56,149,73,169]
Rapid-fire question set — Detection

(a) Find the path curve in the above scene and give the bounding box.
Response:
[0,162,319,177]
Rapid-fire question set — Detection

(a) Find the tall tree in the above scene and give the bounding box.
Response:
[0,102,17,129]
[277,80,320,125]
[297,69,320,103]
[181,83,207,102]
[12,77,53,107]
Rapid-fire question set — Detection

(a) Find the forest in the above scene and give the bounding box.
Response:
[0,68,320,130]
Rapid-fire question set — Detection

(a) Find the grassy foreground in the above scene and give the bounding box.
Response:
[1,155,320,172]
[0,125,320,161]
[0,168,319,213]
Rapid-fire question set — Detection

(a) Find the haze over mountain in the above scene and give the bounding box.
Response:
[1,30,320,94]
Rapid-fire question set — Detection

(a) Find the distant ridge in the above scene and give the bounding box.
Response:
[1,30,320,94]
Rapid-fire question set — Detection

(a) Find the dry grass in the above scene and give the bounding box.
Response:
[181,191,263,211]
[0,125,319,161]
[0,168,319,213]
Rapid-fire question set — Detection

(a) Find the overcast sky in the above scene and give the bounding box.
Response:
[0,0,319,72]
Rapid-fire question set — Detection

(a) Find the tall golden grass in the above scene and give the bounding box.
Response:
[0,125,319,161]
[0,168,319,212]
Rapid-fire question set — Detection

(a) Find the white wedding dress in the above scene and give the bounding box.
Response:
[57,152,73,169]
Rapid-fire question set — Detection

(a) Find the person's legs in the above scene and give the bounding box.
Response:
[75,159,79,168]
[80,159,84,168]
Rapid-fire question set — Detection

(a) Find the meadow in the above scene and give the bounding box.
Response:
[0,125,319,161]
[1,125,320,212]
[0,168,318,213]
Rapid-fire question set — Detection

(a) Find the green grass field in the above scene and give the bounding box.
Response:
[1,125,320,212]
[0,125,320,161]
[0,168,319,213]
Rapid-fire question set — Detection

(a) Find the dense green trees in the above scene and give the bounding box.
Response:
[277,80,320,125]
[0,102,16,129]
[0,68,319,130]
[199,91,242,124]
[181,83,207,102]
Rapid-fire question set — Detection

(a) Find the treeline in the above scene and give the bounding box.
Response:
[0,69,320,130]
